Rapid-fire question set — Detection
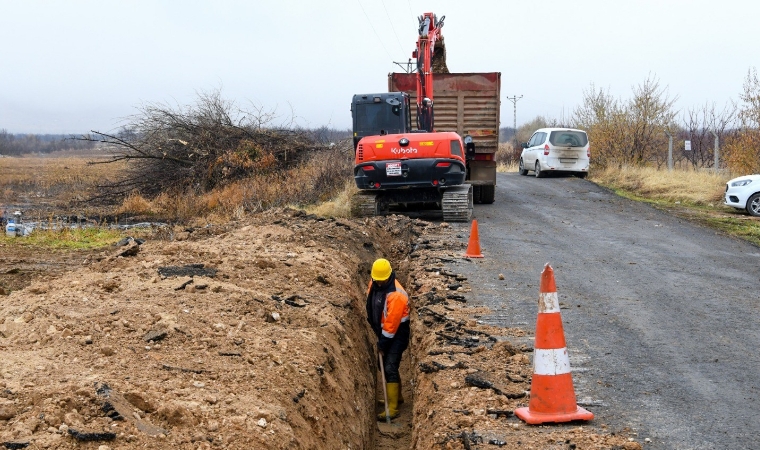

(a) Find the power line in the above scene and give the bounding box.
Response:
[356,0,394,61]
[381,0,407,56]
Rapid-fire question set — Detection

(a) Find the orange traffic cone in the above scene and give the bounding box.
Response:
[463,220,483,258]
[514,263,594,425]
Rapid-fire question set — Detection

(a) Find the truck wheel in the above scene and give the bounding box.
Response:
[576,172,588,179]
[519,159,529,176]
[535,162,546,178]
[472,185,482,204]
[480,185,495,204]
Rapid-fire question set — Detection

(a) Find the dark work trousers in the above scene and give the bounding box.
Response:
[381,321,410,383]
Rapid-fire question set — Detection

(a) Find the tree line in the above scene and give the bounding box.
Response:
[0,130,98,155]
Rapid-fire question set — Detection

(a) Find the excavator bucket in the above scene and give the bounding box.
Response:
[432,36,449,74]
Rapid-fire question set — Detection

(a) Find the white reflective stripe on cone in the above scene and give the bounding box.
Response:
[538,292,560,313]
[533,348,571,376]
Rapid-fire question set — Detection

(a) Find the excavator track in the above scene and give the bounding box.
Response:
[441,184,473,222]
[350,193,378,218]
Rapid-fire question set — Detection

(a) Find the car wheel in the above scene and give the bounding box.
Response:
[747,192,760,217]
[535,161,545,178]
[519,159,529,176]
[577,172,588,179]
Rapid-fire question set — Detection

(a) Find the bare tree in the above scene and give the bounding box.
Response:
[572,77,677,168]
[681,102,736,169]
[627,75,678,166]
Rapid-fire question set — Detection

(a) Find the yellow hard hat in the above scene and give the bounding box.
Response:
[371,258,392,281]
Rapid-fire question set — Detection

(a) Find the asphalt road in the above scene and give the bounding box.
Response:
[445,172,760,449]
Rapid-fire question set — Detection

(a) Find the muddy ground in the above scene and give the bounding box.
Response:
[0,209,640,449]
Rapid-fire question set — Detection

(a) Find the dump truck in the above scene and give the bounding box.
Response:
[387,72,500,204]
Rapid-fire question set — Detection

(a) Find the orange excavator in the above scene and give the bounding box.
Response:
[350,12,476,222]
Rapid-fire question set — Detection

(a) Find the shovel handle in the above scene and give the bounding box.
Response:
[378,350,391,425]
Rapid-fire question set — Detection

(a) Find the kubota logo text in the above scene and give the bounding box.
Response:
[391,147,418,155]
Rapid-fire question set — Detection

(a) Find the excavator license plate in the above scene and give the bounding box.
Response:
[386,162,402,176]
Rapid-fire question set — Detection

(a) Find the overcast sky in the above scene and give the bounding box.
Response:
[1,0,758,134]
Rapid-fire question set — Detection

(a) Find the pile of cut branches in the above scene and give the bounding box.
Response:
[80,90,321,201]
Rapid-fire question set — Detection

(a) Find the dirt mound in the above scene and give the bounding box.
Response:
[0,209,639,449]
[0,210,420,449]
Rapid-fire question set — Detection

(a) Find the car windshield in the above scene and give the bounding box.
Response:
[549,131,588,147]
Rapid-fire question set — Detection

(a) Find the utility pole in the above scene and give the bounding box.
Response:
[505,95,523,150]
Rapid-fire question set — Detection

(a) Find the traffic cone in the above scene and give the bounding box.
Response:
[514,263,594,425]
[463,220,483,258]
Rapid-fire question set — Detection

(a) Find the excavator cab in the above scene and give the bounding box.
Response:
[351,92,412,150]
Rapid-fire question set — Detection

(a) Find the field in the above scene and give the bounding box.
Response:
[0,152,124,221]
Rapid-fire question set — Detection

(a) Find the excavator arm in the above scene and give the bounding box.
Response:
[413,12,445,132]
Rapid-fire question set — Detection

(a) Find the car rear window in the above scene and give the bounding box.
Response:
[549,131,588,147]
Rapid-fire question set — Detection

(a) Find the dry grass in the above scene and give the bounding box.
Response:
[590,165,760,246]
[306,180,357,218]
[590,165,730,206]
[114,145,354,223]
[0,155,121,188]
[116,193,154,216]
[495,142,518,170]
[497,161,518,173]
[0,154,125,206]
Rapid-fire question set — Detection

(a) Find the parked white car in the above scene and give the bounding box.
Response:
[519,128,590,178]
[724,174,760,217]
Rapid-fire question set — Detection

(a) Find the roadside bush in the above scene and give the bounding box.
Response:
[723,68,760,174]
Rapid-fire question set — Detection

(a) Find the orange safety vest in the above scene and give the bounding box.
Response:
[366,278,410,338]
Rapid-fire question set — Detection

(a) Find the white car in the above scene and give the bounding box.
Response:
[724,174,760,217]
[519,128,590,178]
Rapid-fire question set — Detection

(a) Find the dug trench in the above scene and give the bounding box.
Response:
[0,209,639,449]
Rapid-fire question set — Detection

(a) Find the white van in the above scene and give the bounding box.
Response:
[519,128,590,178]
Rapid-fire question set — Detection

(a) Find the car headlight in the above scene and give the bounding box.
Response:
[731,179,753,187]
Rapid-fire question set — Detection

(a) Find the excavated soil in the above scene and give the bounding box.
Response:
[0,209,640,449]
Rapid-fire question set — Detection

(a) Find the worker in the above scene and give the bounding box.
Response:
[366,258,410,421]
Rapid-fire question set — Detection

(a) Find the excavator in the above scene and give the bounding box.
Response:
[350,12,482,222]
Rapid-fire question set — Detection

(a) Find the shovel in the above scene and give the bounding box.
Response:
[378,350,391,425]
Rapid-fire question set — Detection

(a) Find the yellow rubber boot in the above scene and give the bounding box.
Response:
[377,387,404,406]
[377,382,400,421]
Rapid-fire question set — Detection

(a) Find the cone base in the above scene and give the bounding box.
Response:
[463,253,483,258]
[514,406,594,425]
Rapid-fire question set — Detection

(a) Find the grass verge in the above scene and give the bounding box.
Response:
[590,165,760,246]
[0,227,131,250]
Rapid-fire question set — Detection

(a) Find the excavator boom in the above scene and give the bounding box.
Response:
[414,12,445,132]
